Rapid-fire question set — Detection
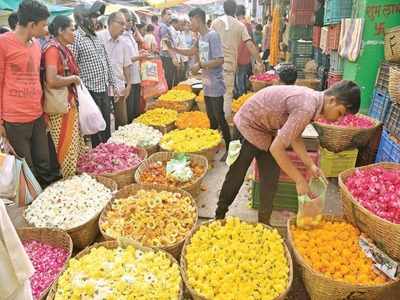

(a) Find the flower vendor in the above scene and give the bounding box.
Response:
[166,8,231,159]
[215,81,361,224]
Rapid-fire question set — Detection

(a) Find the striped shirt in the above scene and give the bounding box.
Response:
[71,27,116,93]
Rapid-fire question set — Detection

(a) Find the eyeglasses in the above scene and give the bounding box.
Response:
[113,20,126,27]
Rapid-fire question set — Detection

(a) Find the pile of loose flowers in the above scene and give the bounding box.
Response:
[345,166,400,223]
[135,108,178,127]
[232,92,254,113]
[109,123,162,149]
[25,174,112,230]
[23,240,70,300]
[184,217,290,300]
[150,100,187,112]
[159,89,196,102]
[175,111,210,129]
[290,219,388,285]
[77,143,144,175]
[317,114,374,128]
[54,245,182,299]
[101,189,197,247]
[160,128,221,153]
[139,155,205,188]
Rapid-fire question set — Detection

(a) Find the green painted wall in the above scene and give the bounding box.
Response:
[343,0,400,114]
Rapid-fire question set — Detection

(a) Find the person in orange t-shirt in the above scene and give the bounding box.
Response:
[0,0,58,187]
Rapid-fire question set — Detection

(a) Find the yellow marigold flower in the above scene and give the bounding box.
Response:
[159,89,196,102]
[135,108,177,126]
[173,84,193,92]
[175,111,210,129]
[232,92,254,113]
[160,128,221,153]
[291,220,389,285]
[183,217,289,300]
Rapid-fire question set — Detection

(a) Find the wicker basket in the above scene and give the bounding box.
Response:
[313,115,381,153]
[24,175,117,250]
[192,143,221,163]
[296,78,321,90]
[82,147,148,189]
[150,121,176,135]
[134,152,208,197]
[144,143,159,156]
[160,142,221,163]
[17,227,73,300]
[384,26,400,63]
[287,215,398,300]
[389,65,400,104]
[181,219,293,300]
[338,162,400,261]
[46,240,184,300]
[150,99,194,113]
[250,79,276,92]
[98,183,198,259]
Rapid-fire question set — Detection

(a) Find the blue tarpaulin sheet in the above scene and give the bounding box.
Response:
[0,0,73,16]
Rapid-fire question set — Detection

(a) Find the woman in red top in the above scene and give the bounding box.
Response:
[44,16,84,177]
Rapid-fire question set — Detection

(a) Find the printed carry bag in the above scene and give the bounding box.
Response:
[141,58,168,99]
[14,156,42,207]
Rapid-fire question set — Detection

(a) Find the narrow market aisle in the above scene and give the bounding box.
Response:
[197,150,343,224]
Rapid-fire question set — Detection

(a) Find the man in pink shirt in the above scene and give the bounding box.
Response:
[0,0,57,187]
[215,81,361,224]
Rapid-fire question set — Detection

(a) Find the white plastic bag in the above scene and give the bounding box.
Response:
[77,83,106,135]
[226,140,242,166]
[0,153,16,199]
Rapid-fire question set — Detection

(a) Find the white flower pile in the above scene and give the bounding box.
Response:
[25,174,112,230]
[108,122,163,148]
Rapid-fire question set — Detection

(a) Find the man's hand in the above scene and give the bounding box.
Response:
[164,39,173,49]
[0,125,6,139]
[308,164,323,178]
[191,63,201,75]
[122,86,131,101]
[172,57,180,67]
[296,178,311,196]
[72,75,81,85]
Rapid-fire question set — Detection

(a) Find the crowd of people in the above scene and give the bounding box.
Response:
[0,0,271,186]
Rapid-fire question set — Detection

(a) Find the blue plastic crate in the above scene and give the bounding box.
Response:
[324,0,353,25]
[385,103,400,139]
[292,54,313,69]
[368,89,392,122]
[329,51,344,73]
[289,25,313,40]
[375,130,400,163]
[290,40,313,56]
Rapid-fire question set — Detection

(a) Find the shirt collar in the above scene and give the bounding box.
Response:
[106,29,120,42]
[313,91,325,120]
